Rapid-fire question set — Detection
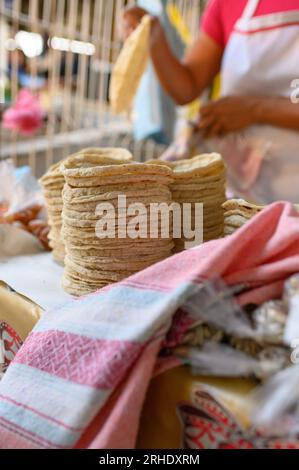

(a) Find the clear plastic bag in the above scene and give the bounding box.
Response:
[171,277,290,379]
[0,160,49,249]
[0,160,43,216]
[283,274,299,346]
[182,277,254,339]
[167,275,299,436]
[251,364,299,437]
[248,274,299,434]
[175,342,265,378]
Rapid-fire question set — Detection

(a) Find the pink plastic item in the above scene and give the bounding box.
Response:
[2,90,44,136]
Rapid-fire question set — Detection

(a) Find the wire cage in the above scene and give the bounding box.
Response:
[0,0,204,177]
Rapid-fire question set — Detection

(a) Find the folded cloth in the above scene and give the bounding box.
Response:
[1,202,299,449]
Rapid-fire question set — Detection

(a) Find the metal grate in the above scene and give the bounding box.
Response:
[0,0,203,177]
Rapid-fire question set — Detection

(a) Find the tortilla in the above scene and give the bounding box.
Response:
[110,15,151,113]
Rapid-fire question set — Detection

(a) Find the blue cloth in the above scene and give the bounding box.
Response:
[134,0,184,145]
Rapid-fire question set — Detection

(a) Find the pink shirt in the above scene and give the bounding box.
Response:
[201,0,299,48]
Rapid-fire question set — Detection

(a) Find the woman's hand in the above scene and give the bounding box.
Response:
[119,6,148,41]
[198,96,259,137]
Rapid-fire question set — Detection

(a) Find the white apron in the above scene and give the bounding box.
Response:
[209,0,299,204]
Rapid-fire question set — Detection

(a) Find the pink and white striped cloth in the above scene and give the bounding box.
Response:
[1,201,299,449]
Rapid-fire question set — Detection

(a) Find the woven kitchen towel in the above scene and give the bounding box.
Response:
[1,202,299,448]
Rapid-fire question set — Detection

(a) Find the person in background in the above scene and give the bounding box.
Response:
[121,0,184,146]
[121,0,299,204]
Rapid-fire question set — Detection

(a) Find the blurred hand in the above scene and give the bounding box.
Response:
[119,6,148,41]
[198,96,259,137]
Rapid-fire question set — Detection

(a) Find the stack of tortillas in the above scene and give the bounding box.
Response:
[110,15,151,113]
[223,199,263,236]
[149,154,226,253]
[39,162,65,264]
[60,148,174,296]
[223,199,299,235]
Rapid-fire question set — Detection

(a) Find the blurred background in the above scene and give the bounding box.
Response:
[0,0,206,176]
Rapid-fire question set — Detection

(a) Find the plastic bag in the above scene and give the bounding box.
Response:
[283,274,299,346]
[170,277,290,379]
[248,274,299,434]
[175,342,266,378]
[182,277,289,344]
[182,277,254,339]
[250,365,299,437]
[0,160,43,215]
[0,160,49,249]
